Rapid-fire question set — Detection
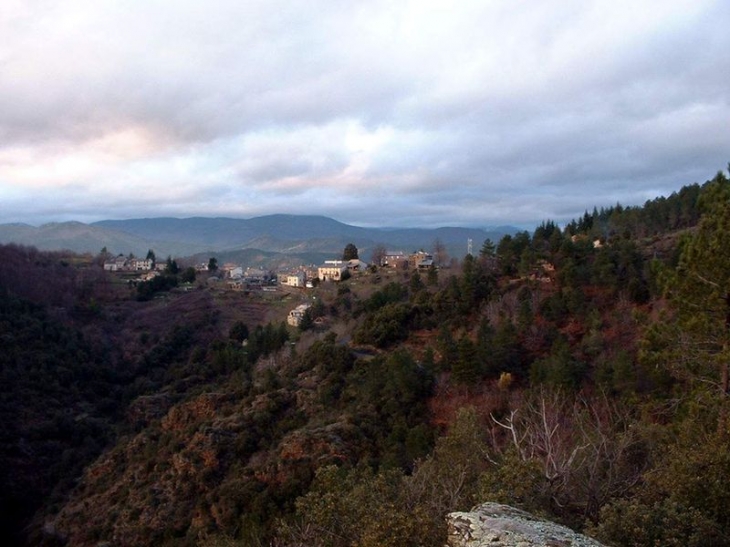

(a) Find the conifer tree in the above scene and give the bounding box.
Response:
[453,337,479,386]
[343,243,359,260]
[663,170,730,434]
[480,238,496,258]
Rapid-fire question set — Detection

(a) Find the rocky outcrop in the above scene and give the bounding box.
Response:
[446,503,605,547]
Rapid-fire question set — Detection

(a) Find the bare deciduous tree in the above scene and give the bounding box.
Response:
[432,238,448,267]
[490,389,648,522]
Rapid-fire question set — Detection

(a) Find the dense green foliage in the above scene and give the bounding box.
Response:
[565,181,702,240]
[136,273,178,300]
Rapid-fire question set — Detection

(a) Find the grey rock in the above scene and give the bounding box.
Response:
[446,503,605,547]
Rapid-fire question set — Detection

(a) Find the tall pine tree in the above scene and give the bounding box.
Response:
[662,169,730,434]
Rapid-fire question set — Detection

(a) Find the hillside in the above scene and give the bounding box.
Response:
[2,169,730,546]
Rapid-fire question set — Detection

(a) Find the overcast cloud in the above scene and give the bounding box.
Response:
[1,0,728,228]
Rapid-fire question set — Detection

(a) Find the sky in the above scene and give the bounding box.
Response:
[1,0,729,229]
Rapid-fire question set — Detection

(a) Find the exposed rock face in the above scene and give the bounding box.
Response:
[446,503,605,547]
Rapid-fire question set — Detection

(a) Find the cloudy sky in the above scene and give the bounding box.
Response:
[1,0,728,229]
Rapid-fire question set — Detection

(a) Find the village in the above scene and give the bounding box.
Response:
[103,248,441,327]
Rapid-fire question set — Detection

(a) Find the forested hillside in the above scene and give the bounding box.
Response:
[2,169,730,546]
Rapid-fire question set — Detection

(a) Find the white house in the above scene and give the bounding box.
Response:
[283,272,306,287]
[103,256,129,271]
[318,260,347,281]
[287,304,311,327]
[131,258,154,271]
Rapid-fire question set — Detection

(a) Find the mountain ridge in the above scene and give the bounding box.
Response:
[0,215,518,265]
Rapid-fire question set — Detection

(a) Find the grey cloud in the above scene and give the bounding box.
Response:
[1,0,729,229]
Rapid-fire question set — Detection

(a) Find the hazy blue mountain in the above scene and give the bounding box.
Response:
[93,215,516,256]
[0,215,518,267]
[0,221,209,257]
[92,215,372,248]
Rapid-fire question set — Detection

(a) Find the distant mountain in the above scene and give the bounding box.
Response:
[92,215,517,258]
[0,221,210,258]
[0,215,518,267]
[92,215,373,248]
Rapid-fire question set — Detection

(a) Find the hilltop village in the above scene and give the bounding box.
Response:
[102,248,444,327]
